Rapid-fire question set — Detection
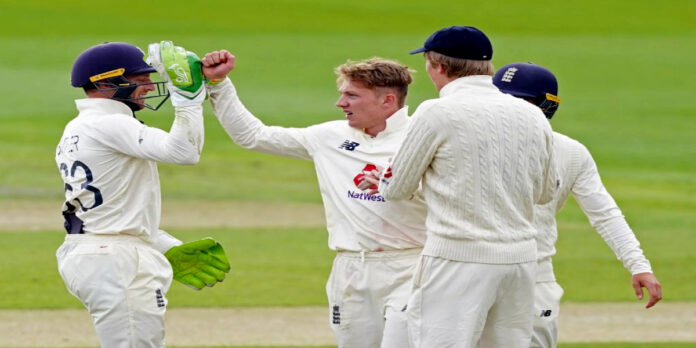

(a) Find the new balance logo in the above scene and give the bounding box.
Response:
[155,289,165,308]
[338,140,360,151]
[332,305,341,324]
[540,309,552,317]
[501,67,518,82]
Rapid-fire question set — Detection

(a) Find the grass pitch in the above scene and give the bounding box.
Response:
[1,221,694,309]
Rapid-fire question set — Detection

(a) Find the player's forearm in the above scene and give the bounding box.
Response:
[161,104,205,164]
[574,159,652,275]
[381,125,436,201]
[380,164,420,201]
[207,79,312,160]
[207,78,268,150]
[577,186,653,274]
[592,215,652,275]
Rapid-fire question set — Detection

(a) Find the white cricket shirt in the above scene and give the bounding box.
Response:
[534,132,652,281]
[207,79,426,252]
[55,98,204,252]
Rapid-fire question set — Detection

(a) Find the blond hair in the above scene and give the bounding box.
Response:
[335,58,414,107]
[425,51,494,78]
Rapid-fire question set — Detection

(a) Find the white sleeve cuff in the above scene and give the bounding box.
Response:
[151,229,183,254]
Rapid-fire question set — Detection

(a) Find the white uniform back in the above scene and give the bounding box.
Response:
[56,99,160,238]
[531,131,653,348]
[378,75,557,348]
[56,98,202,243]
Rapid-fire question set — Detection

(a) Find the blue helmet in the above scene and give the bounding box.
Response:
[493,62,561,119]
[71,42,168,111]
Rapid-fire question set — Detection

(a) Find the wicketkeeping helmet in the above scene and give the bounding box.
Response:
[493,62,561,119]
[71,42,169,111]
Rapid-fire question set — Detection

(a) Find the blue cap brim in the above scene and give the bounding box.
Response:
[409,47,427,54]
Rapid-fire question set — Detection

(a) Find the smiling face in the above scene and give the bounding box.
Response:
[335,79,393,136]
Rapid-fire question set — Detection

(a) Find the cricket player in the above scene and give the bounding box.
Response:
[56,41,230,348]
[492,62,662,348]
[199,51,426,347]
[364,26,558,347]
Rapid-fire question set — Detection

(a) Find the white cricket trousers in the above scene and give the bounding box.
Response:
[531,281,564,348]
[56,234,173,348]
[326,248,422,348]
[407,255,536,348]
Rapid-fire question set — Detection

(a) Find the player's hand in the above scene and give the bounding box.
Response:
[146,40,206,106]
[355,164,383,195]
[632,272,662,308]
[164,237,231,290]
[202,50,235,83]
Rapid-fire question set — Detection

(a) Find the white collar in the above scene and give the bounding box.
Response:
[75,98,134,116]
[355,105,410,139]
[380,106,410,136]
[439,75,496,97]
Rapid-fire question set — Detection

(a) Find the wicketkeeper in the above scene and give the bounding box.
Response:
[55,41,231,347]
[492,62,662,348]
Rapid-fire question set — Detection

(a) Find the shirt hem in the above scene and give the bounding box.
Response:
[422,234,536,264]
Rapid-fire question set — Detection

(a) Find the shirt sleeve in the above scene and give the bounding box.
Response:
[380,102,442,201]
[572,144,653,275]
[537,125,559,205]
[206,78,314,161]
[95,104,204,165]
[150,229,183,254]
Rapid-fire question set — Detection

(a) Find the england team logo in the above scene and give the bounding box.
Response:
[501,67,518,82]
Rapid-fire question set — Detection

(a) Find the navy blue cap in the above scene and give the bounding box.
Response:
[410,26,492,60]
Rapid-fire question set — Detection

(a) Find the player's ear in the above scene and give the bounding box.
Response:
[382,92,397,108]
[436,63,447,75]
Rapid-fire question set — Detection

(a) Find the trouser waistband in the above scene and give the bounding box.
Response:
[336,248,422,262]
[63,233,151,246]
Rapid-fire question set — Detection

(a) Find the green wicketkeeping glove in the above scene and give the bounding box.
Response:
[146,40,206,106]
[164,237,231,290]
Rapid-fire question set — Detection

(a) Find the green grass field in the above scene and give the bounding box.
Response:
[1,220,694,309]
[0,0,694,346]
